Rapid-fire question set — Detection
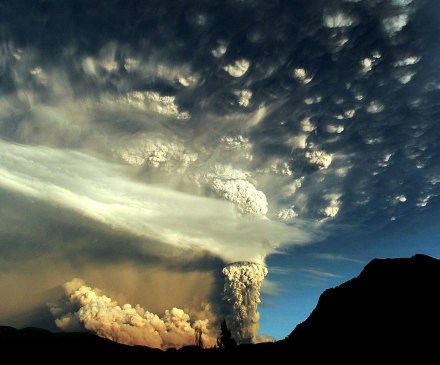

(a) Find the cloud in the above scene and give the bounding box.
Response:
[323,11,355,28]
[297,268,343,280]
[326,125,345,134]
[222,263,268,343]
[0,139,314,264]
[234,89,253,107]
[382,14,409,36]
[260,279,288,297]
[50,278,218,350]
[102,91,191,120]
[190,164,269,217]
[305,151,333,170]
[311,253,365,264]
[114,133,198,173]
[212,41,228,58]
[1,0,440,336]
[292,68,313,84]
[253,333,275,343]
[278,207,298,221]
[0,232,225,331]
[394,56,421,67]
[223,59,250,77]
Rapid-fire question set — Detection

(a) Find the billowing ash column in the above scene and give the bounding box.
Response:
[222,262,268,343]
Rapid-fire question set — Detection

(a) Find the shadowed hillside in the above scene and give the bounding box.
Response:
[282,254,440,360]
[1,254,439,361]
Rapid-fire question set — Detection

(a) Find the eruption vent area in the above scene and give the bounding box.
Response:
[222,262,268,344]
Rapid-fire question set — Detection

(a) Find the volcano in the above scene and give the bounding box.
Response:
[1,254,439,361]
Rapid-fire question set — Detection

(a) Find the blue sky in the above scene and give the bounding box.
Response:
[0,0,439,348]
[261,201,440,340]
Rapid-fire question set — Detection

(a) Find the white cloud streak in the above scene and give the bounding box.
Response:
[312,253,365,264]
[0,139,315,264]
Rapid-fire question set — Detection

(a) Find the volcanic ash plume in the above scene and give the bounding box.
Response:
[49,278,217,350]
[222,262,268,343]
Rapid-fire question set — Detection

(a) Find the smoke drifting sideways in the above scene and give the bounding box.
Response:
[0,138,312,345]
[222,262,268,343]
[49,278,217,350]
[0,139,315,265]
[49,264,271,349]
[48,264,271,349]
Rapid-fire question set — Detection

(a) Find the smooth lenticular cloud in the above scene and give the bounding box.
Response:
[0,139,314,264]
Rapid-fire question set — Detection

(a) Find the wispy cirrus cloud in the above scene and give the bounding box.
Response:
[311,253,366,264]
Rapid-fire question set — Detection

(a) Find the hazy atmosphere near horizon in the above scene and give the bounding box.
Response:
[1,0,440,347]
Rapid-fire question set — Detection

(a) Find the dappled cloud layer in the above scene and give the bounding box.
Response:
[0,0,437,233]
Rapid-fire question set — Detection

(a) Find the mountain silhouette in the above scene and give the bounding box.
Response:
[1,254,439,361]
[281,254,440,360]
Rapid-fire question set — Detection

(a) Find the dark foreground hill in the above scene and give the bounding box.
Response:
[1,254,439,361]
[281,253,440,360]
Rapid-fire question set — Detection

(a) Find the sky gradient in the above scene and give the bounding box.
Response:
[0,0,439,345]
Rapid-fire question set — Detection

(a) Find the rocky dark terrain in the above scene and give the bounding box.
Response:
[1,254,439,361]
